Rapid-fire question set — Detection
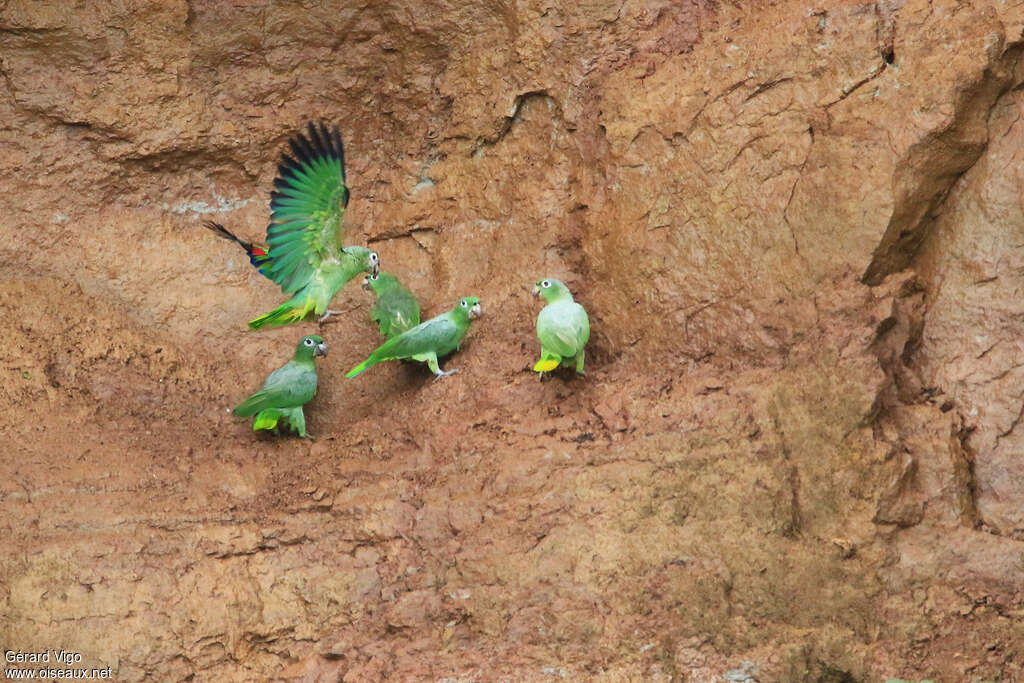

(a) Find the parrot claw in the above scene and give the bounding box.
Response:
[318,310,341,324]
[432,369,460,382]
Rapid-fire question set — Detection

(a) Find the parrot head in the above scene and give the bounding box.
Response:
[343,246,380,276]
[361,271,398,294]
[458,296,482,320]
[532,278,571,303]
[296,334,328,359]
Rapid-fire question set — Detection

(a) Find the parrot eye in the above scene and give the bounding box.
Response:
[371,274,379,280]
[542,280,551,288]
[304,338,314,346]
[369,252,379,263]
[460,299,468,308]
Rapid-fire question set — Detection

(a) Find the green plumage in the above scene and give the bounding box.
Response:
[346,297,482,380]
[248,122,380,330]
[362,271,421,339]
[532,278,590,375]
[233,335,327,437]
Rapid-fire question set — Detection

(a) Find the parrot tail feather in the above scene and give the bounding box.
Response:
[253,410,281,431]
[204,220,252,250]
[533,357,561,373]
[346,360,372,378]
[249,300,313,330]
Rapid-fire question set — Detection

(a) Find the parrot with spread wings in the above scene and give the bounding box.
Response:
[204,122,380,329]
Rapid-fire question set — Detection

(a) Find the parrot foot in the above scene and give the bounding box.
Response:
[318,310,341,324]
[432,368,460,382]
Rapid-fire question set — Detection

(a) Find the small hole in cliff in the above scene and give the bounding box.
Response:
[882,47,895,65]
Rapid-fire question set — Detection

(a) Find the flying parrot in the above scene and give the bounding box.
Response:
[232,334,327,437]
[532,278,590,375]
[361,271,421,339]
[204,122,381,329]
[346,297,482,381]
[203,220,273,276]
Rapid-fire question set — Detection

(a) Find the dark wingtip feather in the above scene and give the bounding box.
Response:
[306,121,325,153]
[283,122,342,166]
[293,126,319,163]
[288,137,312,166]
[277,155,302,180]
[274,123,346,190]
[331,126,345,172]
[285,122,344,168]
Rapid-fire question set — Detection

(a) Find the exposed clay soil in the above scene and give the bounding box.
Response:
[2,0,1024,681]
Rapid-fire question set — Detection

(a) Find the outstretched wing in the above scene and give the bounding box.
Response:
[265,122,350,294]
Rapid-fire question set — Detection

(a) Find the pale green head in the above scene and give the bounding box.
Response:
[294,334,328,361]
[342,246,380,276]
[361,271,399,295]
[532,277,573,303]
[453,296,482,322]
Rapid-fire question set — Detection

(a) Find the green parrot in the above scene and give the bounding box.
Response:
[532,278,590,375]
[361,271,421,339]
[233,334,327,437]
[246,122,380,330]
[346,297,482,381]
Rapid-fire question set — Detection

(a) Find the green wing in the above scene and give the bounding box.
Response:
[374,317,455,360]
[265,122,350,295]
[347,316,455,377]
[374,287,421,338]
[233,362,317,416]
[538,302,589,357]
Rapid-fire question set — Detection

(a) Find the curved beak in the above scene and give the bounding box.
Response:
[370,262,380,276]
[531,285,540,298]
[315,342,328,357]
[468,303,482,319]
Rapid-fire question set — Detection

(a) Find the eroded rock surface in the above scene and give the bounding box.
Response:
[2,0,1023,680]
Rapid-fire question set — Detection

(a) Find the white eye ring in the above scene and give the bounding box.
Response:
[370,252,379,262]
[371,274,379,280]
[542,280,551,288]
[460,300,468,307]
[304,338,314,346]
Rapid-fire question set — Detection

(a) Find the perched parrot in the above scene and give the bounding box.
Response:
[217,122,380,329]
[532,278,590,375]
[203,220,273,276]
[361,271,421,339]
[346,297,482,381]
[232,334,327,437]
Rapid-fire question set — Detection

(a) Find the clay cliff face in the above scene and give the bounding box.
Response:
[2,0,1023,680]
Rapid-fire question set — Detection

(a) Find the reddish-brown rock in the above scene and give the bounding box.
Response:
[2,0,1023,680]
